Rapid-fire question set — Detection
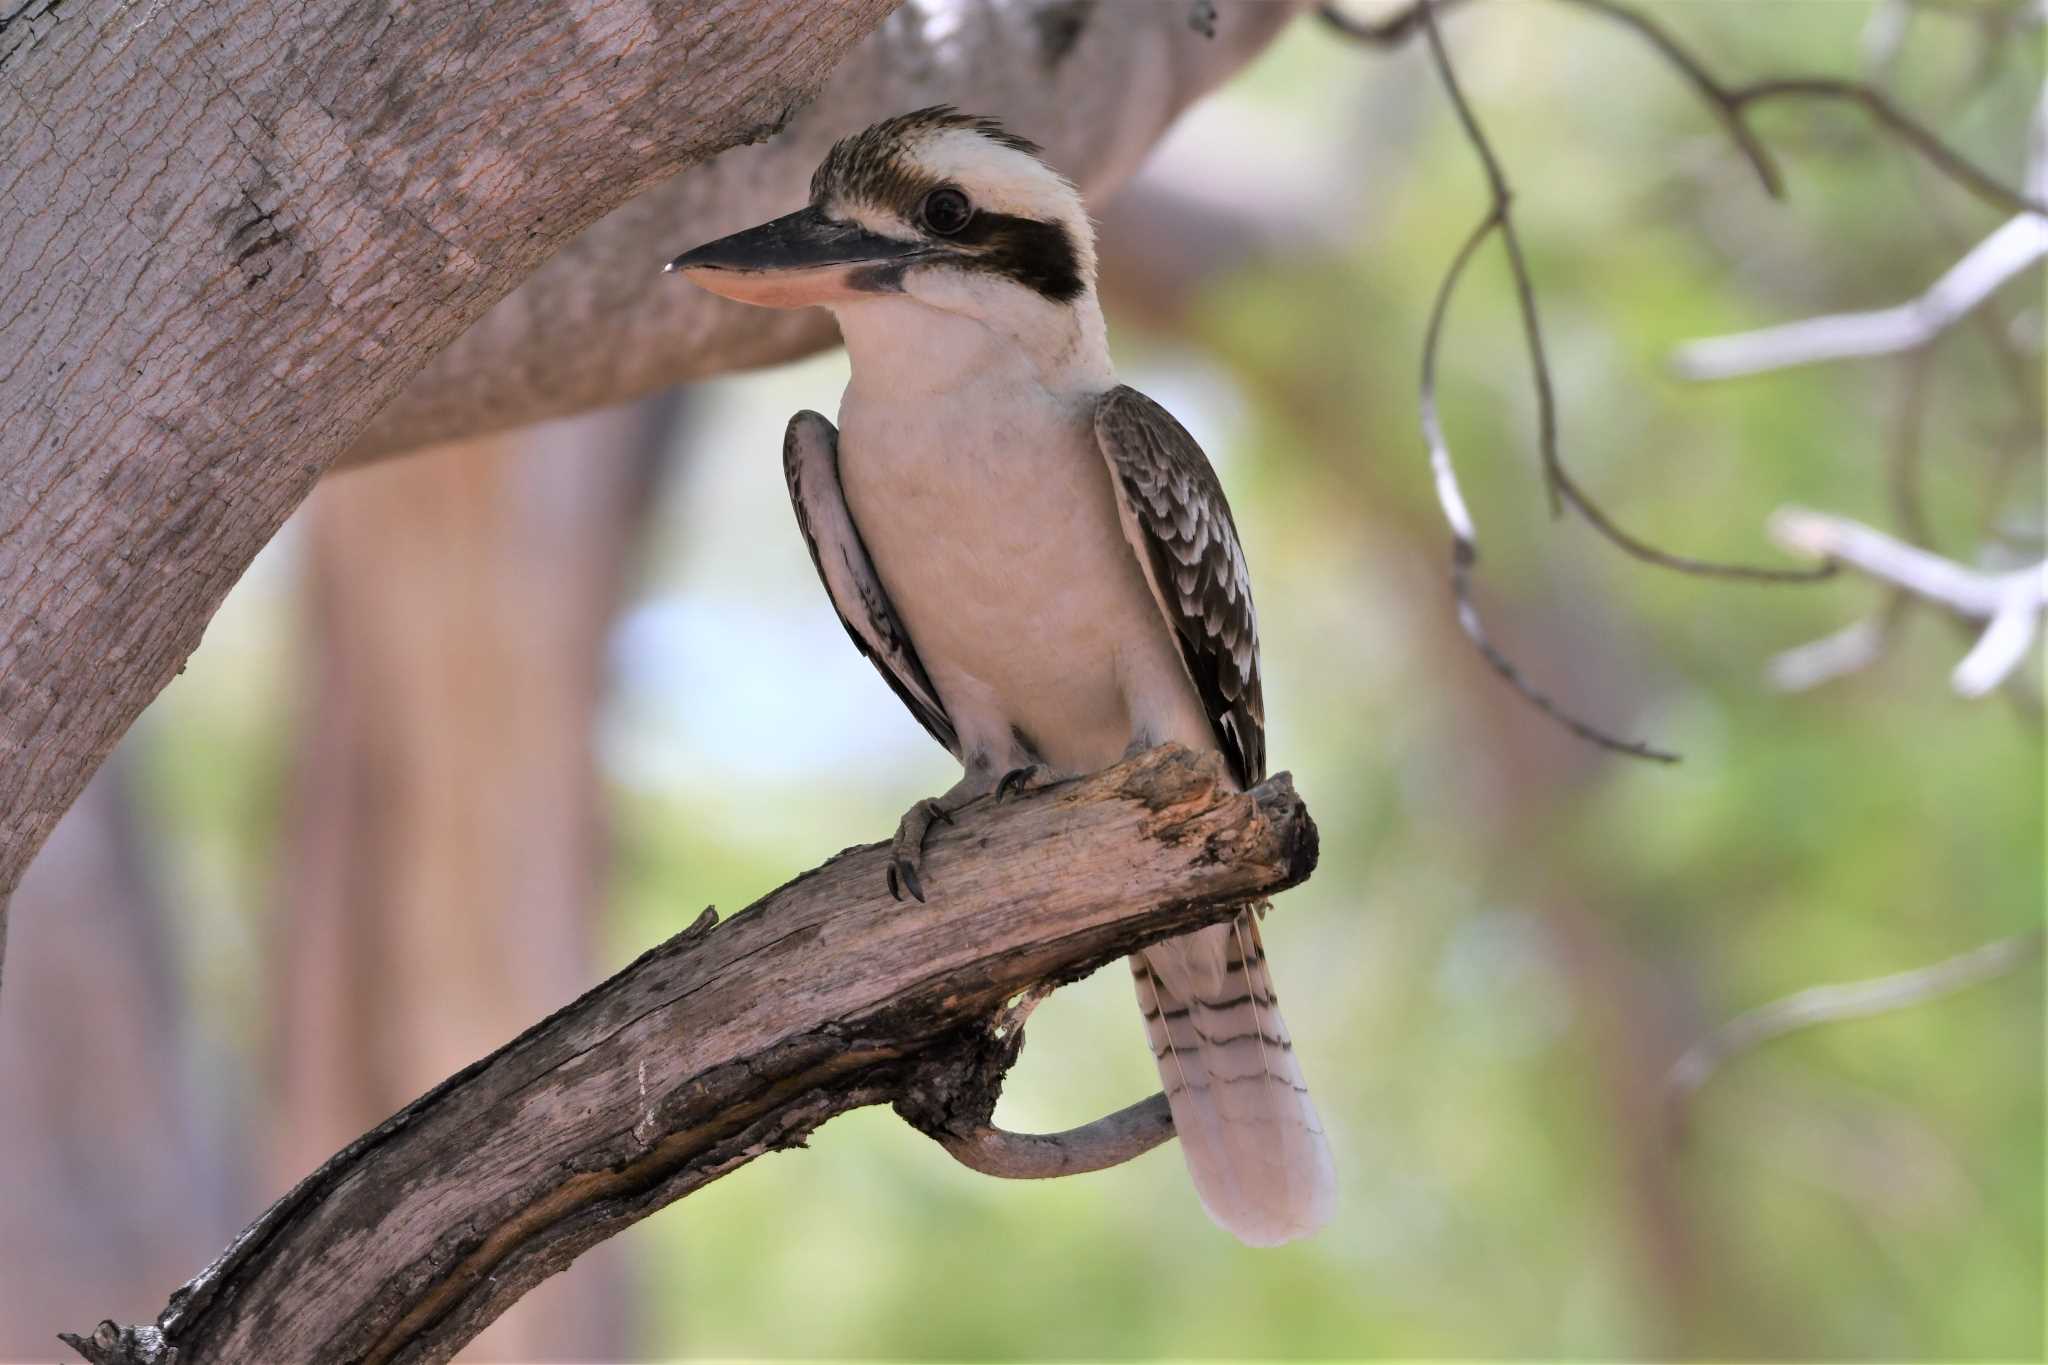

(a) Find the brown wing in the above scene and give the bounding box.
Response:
[784,410,959,758]
[1094,385,1265,786]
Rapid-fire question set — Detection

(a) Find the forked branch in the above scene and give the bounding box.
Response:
[1324,0,2041,754]
[61,746,1317,1365]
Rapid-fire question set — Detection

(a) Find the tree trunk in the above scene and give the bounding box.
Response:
[0,0,900,973]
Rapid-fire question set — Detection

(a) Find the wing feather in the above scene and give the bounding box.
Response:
[1093,386,1265,786]
[784,411,958,757]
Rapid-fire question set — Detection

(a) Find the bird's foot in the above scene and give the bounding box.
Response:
[887,797,954,904]
[994,763,1056,801]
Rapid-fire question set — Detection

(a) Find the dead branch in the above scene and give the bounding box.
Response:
[1324,0,2047,753]
[1406,2,1834,581]
[1674,213,2048,379]
[1727,77,2047,219]
[1768,508,2047,697]
[1328,0,1849,757]
[1419,209,1679,761]
[1667,927,2045,1127]
[58,746,1318,1365]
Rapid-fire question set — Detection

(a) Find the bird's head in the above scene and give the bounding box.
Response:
[667,107,1095,323]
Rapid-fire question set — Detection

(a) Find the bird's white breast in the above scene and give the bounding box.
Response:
[833,332,1207,774]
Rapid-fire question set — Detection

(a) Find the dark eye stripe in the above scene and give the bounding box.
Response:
[950,210,1083,302]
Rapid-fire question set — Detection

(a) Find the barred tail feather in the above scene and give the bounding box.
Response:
[1131,912,1337,1246]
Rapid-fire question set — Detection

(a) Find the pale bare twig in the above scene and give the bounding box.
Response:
[1769,506,2048,696]
[1675,213,2048,379]
[1327,0,2047,739]
[1668,927,2046,1122]
[1766,351,1932,693]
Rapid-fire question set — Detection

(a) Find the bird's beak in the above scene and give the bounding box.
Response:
[665,206,931,308]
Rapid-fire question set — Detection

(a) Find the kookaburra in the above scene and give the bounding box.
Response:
[668,107,1336,1246]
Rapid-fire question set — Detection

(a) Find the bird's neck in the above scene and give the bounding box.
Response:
[831,287,1115,401]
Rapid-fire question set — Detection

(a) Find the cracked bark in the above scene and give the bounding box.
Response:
[59,745,1319,1365]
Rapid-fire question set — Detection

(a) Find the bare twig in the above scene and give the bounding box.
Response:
[1675,212,2048,379]
[1729,77,2048,219]
[1765,613,1900,693]
[1422,210,1680,761]
[1545,0,1784,196]
[937,1096,1177,1178]
[1767,352,1932,692]
[1411,0,1829,582]
[59,748,1319,1365]
[1668,927,2045,1122]
[1769,506,2047,696]
[1318,0,1475,45]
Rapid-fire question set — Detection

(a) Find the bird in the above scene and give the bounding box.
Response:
[666,106,1335,1246]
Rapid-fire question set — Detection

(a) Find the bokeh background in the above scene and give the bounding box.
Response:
[2,2,2041,1359]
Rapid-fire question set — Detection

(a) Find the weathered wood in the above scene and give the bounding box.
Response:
[0,0,902,963]
[61,745,1318,1365]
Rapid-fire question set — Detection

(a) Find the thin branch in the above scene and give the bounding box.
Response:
[1675,212,2048,379]
[1729,77,2048,219]
[1411,0,1830,582]
[60,747,1318,1365]
[1667,927,2045,1122]
[1767,351,1931,693]
[1422,210,1680,761]
[937,1096,1177,1178]
[1328,0,2048,214]
[1318,0,1475,45]
[1769,506,2047,696]
[1544,0,1783,197]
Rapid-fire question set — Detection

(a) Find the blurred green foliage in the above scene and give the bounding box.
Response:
[135,2,2040,1358]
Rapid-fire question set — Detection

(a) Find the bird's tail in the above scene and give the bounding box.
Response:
[1130,911,1337,1246]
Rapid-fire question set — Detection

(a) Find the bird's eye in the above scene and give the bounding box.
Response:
[920,187,972,237]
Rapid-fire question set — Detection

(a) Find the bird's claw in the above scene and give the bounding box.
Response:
[995,763,1053,801]
[887,797,949,903]
[887,858,926,904]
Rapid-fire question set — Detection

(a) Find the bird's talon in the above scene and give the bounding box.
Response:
[996,764,1051,801]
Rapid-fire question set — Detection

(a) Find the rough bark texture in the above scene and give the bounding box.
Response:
[269,399,680,1361]
[0,0,903,970]
[61,745,1319,1365]
[345,0,1308,462]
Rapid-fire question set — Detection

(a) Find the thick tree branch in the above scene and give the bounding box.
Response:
[0,0,909,974]
[344,0,1308,463]
[0,1,1307,987]
[59,746,1319,1365]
